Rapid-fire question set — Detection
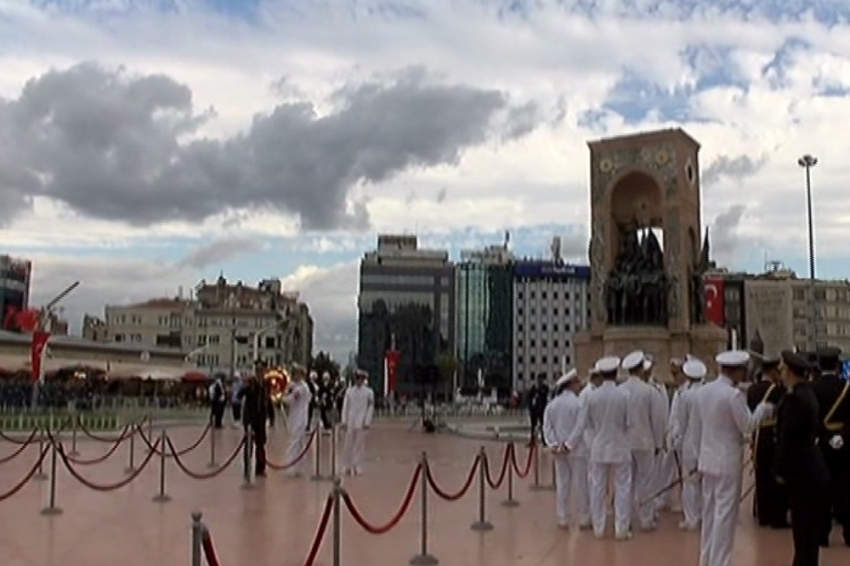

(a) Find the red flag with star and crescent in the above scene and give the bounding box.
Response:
[703,277,725,327]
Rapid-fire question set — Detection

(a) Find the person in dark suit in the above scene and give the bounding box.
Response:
[810,346,850,546]
[774,350,830,566]
[746,356,789,527]
[527,375,550,444]
[239,374,269,477]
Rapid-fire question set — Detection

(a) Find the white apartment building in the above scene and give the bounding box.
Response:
[93,276,313,376]
[512,261,591,391]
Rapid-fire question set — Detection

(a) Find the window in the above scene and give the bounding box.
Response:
[530,356,536,364]
[209,335,220,344]
[114,334,125,342]
[553,291,558,299]
[517,323,524,332]
[541,339,547,348]
[553,340,559,348]
[517,355,524,365]
[541,323,547,332]
[553,324,559,332]
[541,291,547,299]
[541,356,548,364]
[530,339,536,348]
[530,291,536,299]
[552,308,558,316]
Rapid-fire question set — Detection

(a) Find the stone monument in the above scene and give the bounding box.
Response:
[574,128,728,380]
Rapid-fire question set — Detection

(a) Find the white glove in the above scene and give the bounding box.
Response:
[754,402,775,421]
[829,435,844,450]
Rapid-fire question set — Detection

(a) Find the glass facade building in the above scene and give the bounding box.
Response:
[455,261,513,392]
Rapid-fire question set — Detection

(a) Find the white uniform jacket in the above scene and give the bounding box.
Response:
[341,385,375,429]
[283,381,312,431]
[566,381,632,464]
[619,377,665,452]
[694,375,772,476]
[543,390,582,450]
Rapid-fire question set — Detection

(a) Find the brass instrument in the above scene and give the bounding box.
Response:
[263,367,289,403]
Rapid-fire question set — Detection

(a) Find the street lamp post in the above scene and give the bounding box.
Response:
[798,154,818,350]
[252,325,279,365]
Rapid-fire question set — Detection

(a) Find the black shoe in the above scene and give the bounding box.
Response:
[818,538,829,548]
[769,522,790,529]
[255,471,266,477]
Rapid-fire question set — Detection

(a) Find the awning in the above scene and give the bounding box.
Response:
[44,358,109,372]
[182,371,210,382]
[108,362,188,380]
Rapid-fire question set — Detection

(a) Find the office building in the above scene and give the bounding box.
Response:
[704,263,850,355]
[456,244,514,391]
[512,261,591,391]
[97,275,313,375]
[0,255,32,330]
[357,235,455,394]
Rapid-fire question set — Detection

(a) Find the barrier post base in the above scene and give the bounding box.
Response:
[34,473,48,481]
[152,494,172,503]
[240,482,256,490]
[529,485,549,492]
[310,474,327,482]
[501,498,519,507]
[409,553,439,566]
[469,520,493,531]
[40,506,63,516]
[124,466,136,475]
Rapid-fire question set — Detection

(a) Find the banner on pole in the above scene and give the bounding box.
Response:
[384,350,400,395]
[31,330,50,383]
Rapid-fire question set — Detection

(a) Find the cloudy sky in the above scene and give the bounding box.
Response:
[2,0,849,362]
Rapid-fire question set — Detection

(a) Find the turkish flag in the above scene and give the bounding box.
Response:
[704,277,725,327]
[384,350,400,396]
[31,331,50,383]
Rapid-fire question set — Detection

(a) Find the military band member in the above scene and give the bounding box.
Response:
[810,346,850,547]
[746,356,789,528]
[774,350,830,566]
[672,357,706,530]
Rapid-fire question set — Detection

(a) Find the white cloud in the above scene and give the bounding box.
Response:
[4,0,850,343]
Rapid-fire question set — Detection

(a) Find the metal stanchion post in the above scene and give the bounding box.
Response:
[470,447,494,531]
[529,441,546,491]
[152,429,171,502]
[124,423,136,474]
[191,512,203,566]
[40,439,63,516]
[332,478,342,566]
[35,427,47,481]
[543,458,556,492]
[241,428,255,490]
[409,452,439,565]
[330,424,338,479]
[311,425,323,481]
[69,414,79,456]
[501,444,519,507]
[207,421,217,469]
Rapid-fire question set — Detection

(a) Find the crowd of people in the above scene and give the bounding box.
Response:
[538,347,849,566]
[213,365,374,478]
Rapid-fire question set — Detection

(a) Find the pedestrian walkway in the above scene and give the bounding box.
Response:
[0,422,845,566]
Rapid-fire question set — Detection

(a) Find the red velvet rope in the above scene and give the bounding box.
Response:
[0,446,49,502]
[0,429,38,464]
[341,464,422,534]
[425,455,480,501]
[167,436,245,480]
[483,444,511,489]
[201,528,222,566]
[137,422,211,457]
[510,441,535,478]
[78,420,136,443]
[57,438,160,491]
[303,495,334,566]
[64,430,127,465]
[266,430,316,470]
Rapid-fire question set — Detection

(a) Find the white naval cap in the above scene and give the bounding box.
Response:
[555,369,578,387]
[622,350,645,371]
[595,356,620,374]
[683,358,707,379]
[715,350,750,367]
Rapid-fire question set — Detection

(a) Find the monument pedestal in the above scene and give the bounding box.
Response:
[575,324,727,381]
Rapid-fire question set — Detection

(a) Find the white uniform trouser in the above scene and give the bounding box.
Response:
[572,455,591,524]
[681,457,701,526]
[554,453,573,523]
[700,472,742,566]
[342,427,367,471]
[284,424,309,474]
[589,461,632,536]
[654,450,677,509]
[630,450,655,529]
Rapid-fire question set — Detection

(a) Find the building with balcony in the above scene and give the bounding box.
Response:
[455,244,514,391]
[512,261,591,391]
[95,276,313,376]
[357,235,455,394]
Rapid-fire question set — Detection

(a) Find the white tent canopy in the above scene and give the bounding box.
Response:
[0,353,187,379]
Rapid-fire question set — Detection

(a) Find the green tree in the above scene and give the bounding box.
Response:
[435,351,461,400]
[310,351,341,379]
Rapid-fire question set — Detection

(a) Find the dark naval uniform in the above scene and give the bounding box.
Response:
[747,360,789,527]
[810,347,850,546]
[774,350,830,566]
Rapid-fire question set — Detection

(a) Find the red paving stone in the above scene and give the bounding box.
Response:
[0,421,848,566]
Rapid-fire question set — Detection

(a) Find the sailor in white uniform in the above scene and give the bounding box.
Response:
[282,364,313,477]
[619,350,666,531]
[543,369,584,528]
[672,356,706,530]
[643,355,674,516]
[695,350,775,566]
[655,357,686,512]
[341,369,375,476]
[573,369,603,529]
[565,356,633,540]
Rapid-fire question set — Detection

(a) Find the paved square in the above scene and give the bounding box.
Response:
[0,420,847,566]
